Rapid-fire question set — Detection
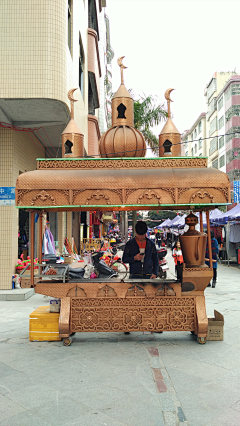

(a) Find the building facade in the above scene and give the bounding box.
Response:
[0,0,112,289]
[182,72,240,203]
[182,113,206,158]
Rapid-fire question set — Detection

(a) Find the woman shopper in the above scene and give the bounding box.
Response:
[205,230,219,288]
[172,241,184,281]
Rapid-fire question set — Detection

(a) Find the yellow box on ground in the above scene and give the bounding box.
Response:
[29,306,62,341]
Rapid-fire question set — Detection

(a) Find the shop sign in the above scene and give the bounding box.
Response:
[233,181,240,203]
[0,187,15,206]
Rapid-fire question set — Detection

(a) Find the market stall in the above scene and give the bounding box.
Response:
[15,67,231,345]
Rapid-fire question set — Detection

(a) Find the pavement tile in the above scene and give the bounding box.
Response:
[101,394,164,426]
[0,394,26,422]
[32,395,92,426]
[204,407,240,426]
[152,368,163,380]
[0,361,20,378]
[163,412,177,426]
[147,346,159,357]
[6,383,59,410]
[155,379,167,393]
[0,411,51,426]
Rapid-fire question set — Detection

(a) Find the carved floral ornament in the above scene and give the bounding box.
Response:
[137,189,161,204]
[86,190,110,205]
[190,189,214,204]
[31,190,56,206]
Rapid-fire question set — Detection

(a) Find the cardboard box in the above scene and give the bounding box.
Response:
[207,310,224,341]
[63,255,74,264]
[29,306,62,341]
[21,277,38,288]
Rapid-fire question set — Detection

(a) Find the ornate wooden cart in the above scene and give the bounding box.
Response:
[15,63,231,345]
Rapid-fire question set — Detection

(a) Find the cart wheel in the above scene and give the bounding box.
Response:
[197,337,207,344]
[163,271,167,279]
[191,331,196,335]
[63,337,72,346]
[158,271,163,278]
[110,260,128,280]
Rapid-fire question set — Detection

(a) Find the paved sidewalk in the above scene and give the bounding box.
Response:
[0,255,240,426]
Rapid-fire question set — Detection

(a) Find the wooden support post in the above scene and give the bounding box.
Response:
[132,211,137,237]
[206,211,213,268]
[200,211,203,233]
[30,212,35,286]
[39,213,43,274]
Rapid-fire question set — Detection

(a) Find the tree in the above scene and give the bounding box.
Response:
[131,92,168,154]
[144,210,176,228]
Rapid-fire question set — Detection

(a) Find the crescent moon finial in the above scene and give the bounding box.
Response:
[164,88,175,117]
[117,56,128,84]
[68,88,78,119]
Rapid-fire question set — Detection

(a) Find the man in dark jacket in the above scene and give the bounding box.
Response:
[122,221,159,279]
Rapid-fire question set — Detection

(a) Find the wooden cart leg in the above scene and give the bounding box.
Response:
[195,296,208,344]
[59,297,71,345]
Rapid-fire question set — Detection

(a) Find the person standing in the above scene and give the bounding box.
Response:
[122,221,159,279]
[172,241,184,281]
[205,230,219,288]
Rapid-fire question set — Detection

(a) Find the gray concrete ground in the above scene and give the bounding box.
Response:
[0,251,240,426]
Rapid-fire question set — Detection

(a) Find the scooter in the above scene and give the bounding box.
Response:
[157,247,169,279]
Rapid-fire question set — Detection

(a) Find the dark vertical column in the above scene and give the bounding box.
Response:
[200,211,203,233]
[206,211,213,268]
[30,212,35,286]
[39,213,43,274]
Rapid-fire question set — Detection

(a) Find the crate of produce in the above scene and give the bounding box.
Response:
[29,306,62,341]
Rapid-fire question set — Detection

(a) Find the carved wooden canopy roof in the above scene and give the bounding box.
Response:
[15,157,231,212]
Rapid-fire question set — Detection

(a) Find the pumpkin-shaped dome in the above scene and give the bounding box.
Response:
[99,126,146,158]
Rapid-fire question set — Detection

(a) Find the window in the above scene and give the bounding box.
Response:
[226,148,240,163]
[79,34,85,97]
[226,126,240,144]
[219,155,225,168]
[194,129,197,138]
[218,97,223,111]
[207,78,217,101]
[225,83,240,102]
[210,117,217,135]
[212,158,218,169]
[219,136,224,149]
[194,144,197,154]
[68,0,72,53]
[88,79,95,115]
[218,116,224,130]
[191,147,194,156]
[198,138,202,149]
[209,137,218,155]
[199,152,202,156]
[192,133,194,141]
[208,97,217,118]
[225,105,240,122]
[88,0,99,38]
[163,139,172,154]
[185,151,188,156]
[198,121,202,133]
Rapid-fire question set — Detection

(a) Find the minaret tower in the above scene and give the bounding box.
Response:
[159,89,181,157]
[62,89,84,158]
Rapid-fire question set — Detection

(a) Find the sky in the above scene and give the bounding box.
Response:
[106,0,240,139]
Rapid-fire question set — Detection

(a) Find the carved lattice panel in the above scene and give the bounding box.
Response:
[70,297,195,333]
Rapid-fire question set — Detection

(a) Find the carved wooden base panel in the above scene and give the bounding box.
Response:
[70,297,195,333]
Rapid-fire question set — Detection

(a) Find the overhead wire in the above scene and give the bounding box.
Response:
[1,120,240,158]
